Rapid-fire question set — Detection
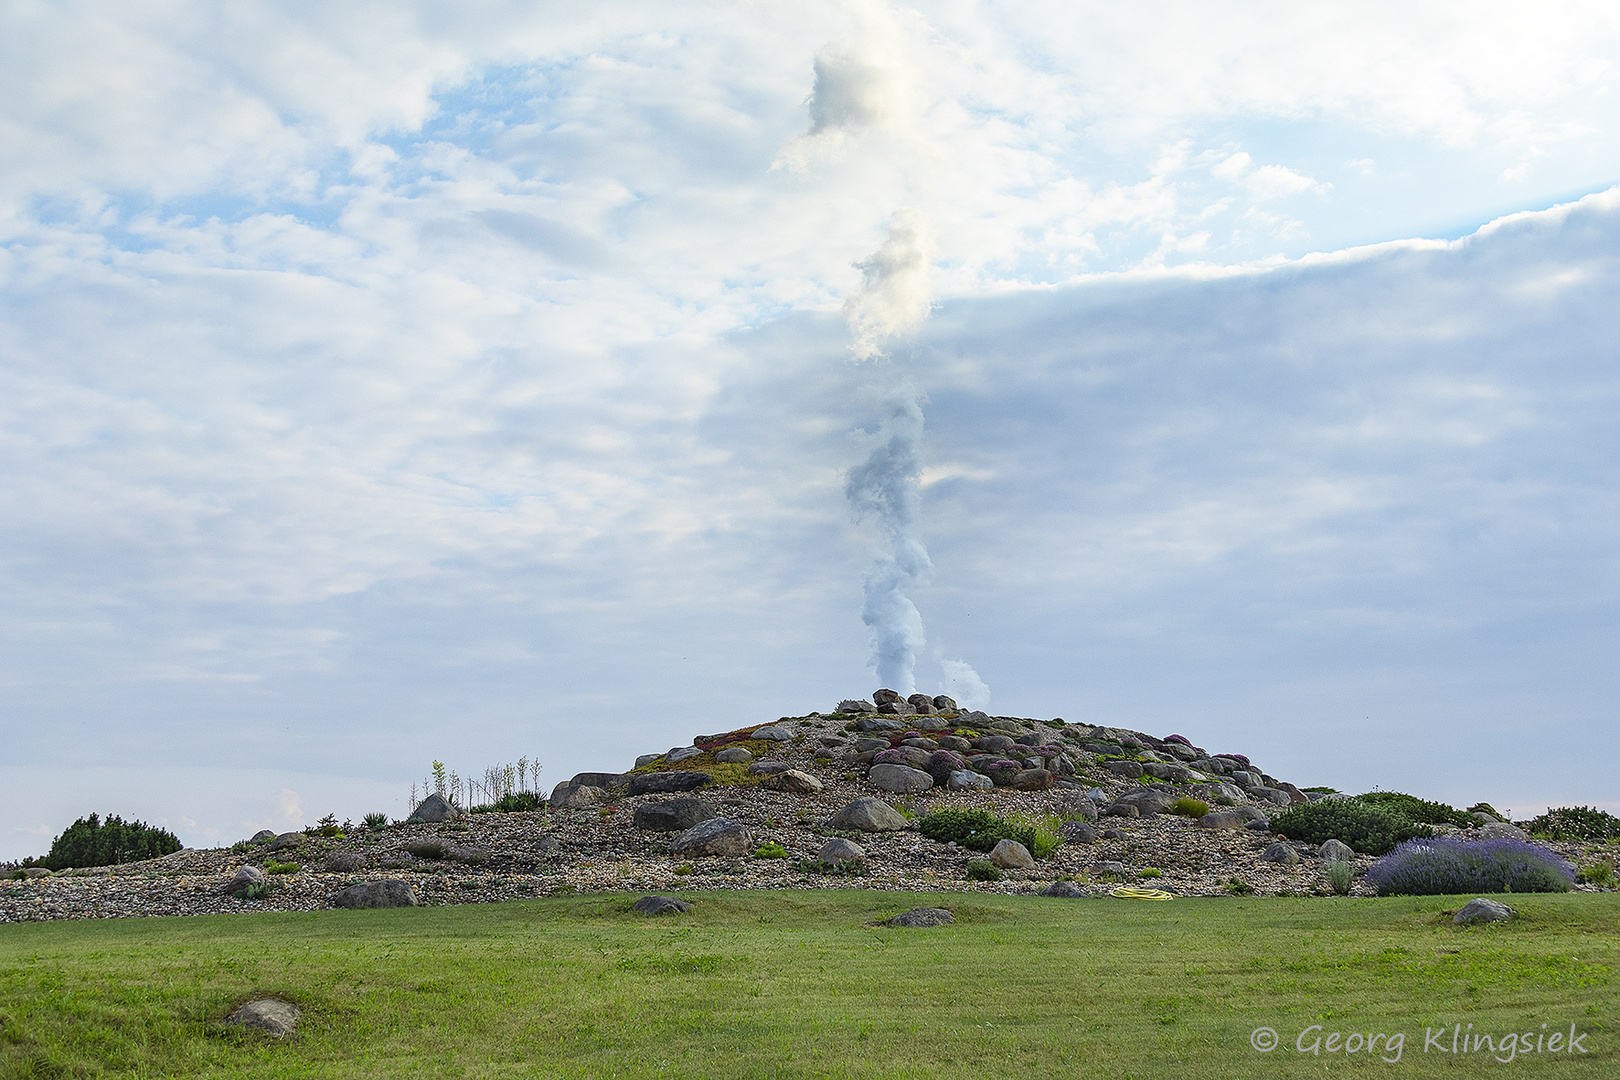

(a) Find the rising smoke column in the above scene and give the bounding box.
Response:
[842,212,934,694]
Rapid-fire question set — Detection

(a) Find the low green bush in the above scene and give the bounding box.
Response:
[1224,878,1255,896]
[471,793,548,814]
[1525,806,1620,842]
[1169,797,1209,818]
[1270,799,1434,856]
[917,808,1062,859]
[1138,868,1163,879]
[27,813,182,871]
[965,860,1002,882]
[753,842,789,859]
[1354,792,1477,829]
[264,861,300,875]
[1576,858,1616,887]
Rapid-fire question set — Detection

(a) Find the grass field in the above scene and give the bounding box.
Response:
[1,890,1615,1078]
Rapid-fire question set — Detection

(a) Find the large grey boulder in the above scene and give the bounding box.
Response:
[1012,768,1054,791]
[1261,842,1300,866]
[632,895,692,916]
[1275,782,1310,805]
[632,799,715,832]
[1142,762,1193,783]
[972,735,1016,753]
[665,746,703,764]
[324,852,366,873]
[836,698,875,713]
[989,839,1036,869]
[249,829,277,843]
[872,688,903,706]
[947,769,993,791]
[1454,897,1514,925]
[868,763,934,793]
[407,794,456,823]
[1477,821,1531,841]
[937,735,973,751]
[572,772,628,790]
[873,746,933,770]
[1060,821,1098,844]
[672,818,750,858]
[751,724,794,741]
[932,695,958,711]
[891,907,953,927]
[854,714,905,731]
[331,880,420,909]
[1196,811,1249,830]
[1319,838,1356,864]
[550,782,605,809]
[635,754,662,768]
[763,769,824,794]
[1249,787,1294,807]
[226,865,266,896]
[826,797,909,832]
[715,746,753,764]
[226,998,299,1037]
[1107,760,1145,779]
[627,771,714,796]
[816,838,867,864]
[747,760,796,776]
[1112,789,1180,817]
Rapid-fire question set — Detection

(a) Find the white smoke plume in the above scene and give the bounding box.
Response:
[844,208,935,361]
[846,386,932,693]
[939,658,991,711]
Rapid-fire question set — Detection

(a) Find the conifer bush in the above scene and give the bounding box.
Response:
[28,813,181,871]
[1269,799,1433,856]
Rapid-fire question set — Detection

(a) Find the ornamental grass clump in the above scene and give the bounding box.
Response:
[1326,859,1353,896]
[1169,797,1209,818]
[1366,837,1574,896]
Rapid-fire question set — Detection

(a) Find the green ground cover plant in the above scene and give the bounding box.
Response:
[1,891,1613,1078]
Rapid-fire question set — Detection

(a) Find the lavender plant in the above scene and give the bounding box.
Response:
[1367,837,1574,896]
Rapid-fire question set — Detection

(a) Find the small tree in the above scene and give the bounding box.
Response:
[31,813,182,871]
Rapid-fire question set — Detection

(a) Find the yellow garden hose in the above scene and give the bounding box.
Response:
[1109,886,1173,900]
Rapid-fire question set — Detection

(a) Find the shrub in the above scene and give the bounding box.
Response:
[1575,858,1616,887]
[1367,838,1575,896]
[238,882,281,901]
[406,840,451,860]
[29,813,182,871]
[363,812,390,831]
[965,859,1002,882]
[1524,806,1620,842]
[1224,878,1254,896]
[263,861,300,875]
[1270,800,1434,856]
[471,792,549,814]
[1467,802,1505,822]
[672,864,695,876]
[918,808,1062,859]
[1326,859,1353,896]
[1139,867,1163,878]
[1169,797,1209,818]
[753,841,789,859]
[1355,792,1477,829]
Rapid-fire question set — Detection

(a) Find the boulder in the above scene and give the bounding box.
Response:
[763,769,824,794]
[1261,842,1300,866]
[1106,760,1145,779]
[1091,860,1127,876]
[868,763,934,793]
[226,998,299,1038]
[989,839,1036,870]
[550,782,605,809]
[324,852,365,873]
[1041,880,1087,898]
[1056,794,1098,821]
[1319,838,1356,864]
[900,737,938,750]
[268,832,306,851]
[912,715,950,731]
[632,799,716,832]
[1227,770,1259,788]
[837,699,875,713]
[1192,782,1246,806]
[937,735,973,751]
[571,772,628,791]
[1275,782,1310,805]
[972,735,1016,753]
[331,880,420,909]
[536,836,562,855]
[817,837,867,864]
[872,688,903,706]
[873,746,933,770]
[249,830,276,843]
[627,771,714,796]
[1196,811,1248,830]
[747,761,796,776]
[906,693,935,710]
[1477,821,1531,841]
[635,754,662,768]
[672,818,750,858]
[666,746,704,764]
[1454,897,1514,925]
[891,907,953,927]
[632,895,692,916]
[852,737,889,752]
[1012,768,1055,791]
[854,715,905,732]
[1248,787,1294,807]
[826,797,909,832]
[1142,762,1193,783]
[751,724,794,742]
[947,769,993,791]
[1103,803,1140,818]
[1060,822,1098,844]
[932,695,957,711]
[226,865,266,896]
[715,746,754,764]
[1113,789,1180,817]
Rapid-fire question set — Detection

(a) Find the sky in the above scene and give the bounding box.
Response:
[2,1,1617,859]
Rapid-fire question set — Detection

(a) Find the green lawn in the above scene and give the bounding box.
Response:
[1,890,1615,1078]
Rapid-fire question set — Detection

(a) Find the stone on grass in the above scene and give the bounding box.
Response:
[764,768,824,794]
[633,799,716,833]
[715,746,754,764]
[332,880,419,909]
[226,998,299,1037]
[1319,839,1355,864]
[1454,897,1514,925]
[226,865,266,896]
[751,724,794,741]
[632,895,692,916]
[665,746,703,764]
[1261,842,1300,866]
[1041,881,1087,898]
[826,797,909,833]
[407,794,456,823]
[868,763,934,793]
[891,907,953,928]
[989,839,1036,870]
[627,771,714,796]
[747,761,796,776]
[672,818,750,858]
[816,838,867,864]
[635,753,661,768]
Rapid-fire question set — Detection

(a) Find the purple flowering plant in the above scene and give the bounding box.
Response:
[1367,837,1575,897]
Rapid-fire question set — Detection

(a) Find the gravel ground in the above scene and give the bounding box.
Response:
[1,715,1603,922]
